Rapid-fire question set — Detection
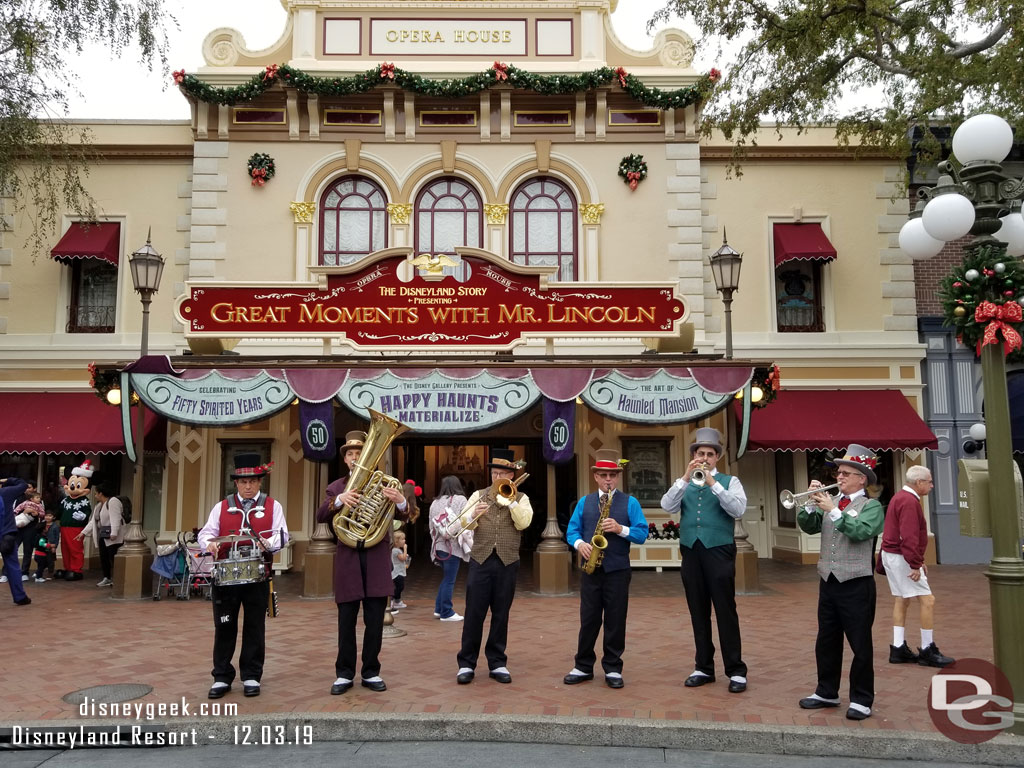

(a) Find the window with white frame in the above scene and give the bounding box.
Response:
[319,175,388,266]
[509,177,577,281]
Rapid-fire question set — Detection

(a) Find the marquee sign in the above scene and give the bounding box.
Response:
[581,369,738,425]
[174,248,688,351]
[127,371,293,427]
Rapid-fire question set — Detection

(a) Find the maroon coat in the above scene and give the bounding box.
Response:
[315,475,407,604]
[880,488,928,570]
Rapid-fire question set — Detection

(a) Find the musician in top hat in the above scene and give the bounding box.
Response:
[315,430,409,695]
[563,449,647,689]
[197,453,288,700]
[660,427,749,693]
[456,448,533,685]
[797,443,884,721]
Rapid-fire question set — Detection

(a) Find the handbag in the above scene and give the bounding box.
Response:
[98,525,112,539]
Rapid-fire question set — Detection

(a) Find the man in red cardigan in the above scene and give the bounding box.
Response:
[879,465,954,668]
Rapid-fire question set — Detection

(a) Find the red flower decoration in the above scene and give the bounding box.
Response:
[172,69,185,85]
[708,68,722,82]
[493,61,508,82]
[263,64,279,82]
[615,66,628,88]
[953,281,963,288]
[88,362,97,387]
[975,300,1024,356]
[380,62,395,80]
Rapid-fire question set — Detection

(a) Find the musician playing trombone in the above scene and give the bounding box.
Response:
[659,427,749,694]
[455,449,533,686]
[198,453,289,700]
[316,430,409,696]
[563,449,647,689]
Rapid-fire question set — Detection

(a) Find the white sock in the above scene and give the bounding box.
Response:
[689,670,710,678]
[457,667,474,676]
[362,675,382,683]
[893,626,905,646]
[570,668,588,676]
[807,693,840,704]
[605,672,622,679]
[491,666,509,675]
[242,679,259,687]
[730,676,746,684]
[334,677,351,685]
[848,702,871,716]
[921,629,934,647]
[210,682,229,690]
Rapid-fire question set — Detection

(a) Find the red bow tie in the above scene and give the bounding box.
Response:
[838,496,851,511]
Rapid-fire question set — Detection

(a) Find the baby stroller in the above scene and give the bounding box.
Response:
[151,530,214,601]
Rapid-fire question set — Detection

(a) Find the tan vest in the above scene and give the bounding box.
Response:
[469,489,524,566]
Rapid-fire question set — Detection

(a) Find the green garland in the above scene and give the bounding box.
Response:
[939,244,1024,358]
[172,62,716,110]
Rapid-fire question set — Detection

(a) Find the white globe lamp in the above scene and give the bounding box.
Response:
[899,217,945,260]
[952,114,1013,165]
[922,185,976,242]
[996,211,1024,258]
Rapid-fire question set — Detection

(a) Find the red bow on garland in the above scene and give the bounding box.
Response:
[493,61,508,81]
[250,168,267,187]
[172,69,185,85]
[379,62,395,80]
[263,64,279,82]
[615,67,628,88]
[975,301,1024,356]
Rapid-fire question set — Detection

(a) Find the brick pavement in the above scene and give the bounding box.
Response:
[0,559,995,736]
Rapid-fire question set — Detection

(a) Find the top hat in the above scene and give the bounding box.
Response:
[591,449,625,473]
[487,448,525,471]
[339,430,367,454]
[71,460,95,478]
[230,453,271,479]
[689,427,724,456]
[831,443,878,486]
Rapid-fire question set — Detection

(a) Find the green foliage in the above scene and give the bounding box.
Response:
[650,1,1023,171]
[0,1,173,255]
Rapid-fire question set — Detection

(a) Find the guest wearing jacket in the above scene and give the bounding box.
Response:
[78,484,124,587]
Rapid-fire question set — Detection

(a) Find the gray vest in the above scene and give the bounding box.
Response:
[817,495,875,583]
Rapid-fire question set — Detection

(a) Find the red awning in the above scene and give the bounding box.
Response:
[737,389,938,452]
[50,222,120,266]
[0,393,163,455]
[774,223,837,268]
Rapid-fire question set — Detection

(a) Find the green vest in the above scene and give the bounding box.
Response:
[679,474,735,549]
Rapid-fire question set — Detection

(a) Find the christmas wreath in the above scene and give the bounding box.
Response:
[247,153,276,187]
[939,244,1024,358]
[751,365,781,409]
[618,154,647,190]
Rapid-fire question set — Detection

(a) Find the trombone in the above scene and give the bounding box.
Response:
[779,483,840,510]
[494,472,529,507]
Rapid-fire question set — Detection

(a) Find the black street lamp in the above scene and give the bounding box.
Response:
[709,231,743,359]
[900,113,1024,734]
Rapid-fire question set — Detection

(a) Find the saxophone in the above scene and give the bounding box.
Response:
[582,490,612,575]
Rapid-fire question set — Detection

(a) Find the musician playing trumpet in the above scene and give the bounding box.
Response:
[456,449,533,686]
[563,449,647,689]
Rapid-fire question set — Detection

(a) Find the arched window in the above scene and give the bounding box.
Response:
[319,175,388,266]
[415,177,482,278]
[510,177,577,281]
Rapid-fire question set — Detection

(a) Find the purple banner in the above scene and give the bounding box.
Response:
[299,399,335,462]
[542,397,575,464]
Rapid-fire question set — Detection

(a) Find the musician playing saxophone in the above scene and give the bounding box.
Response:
[455,449,533,686]
[315,430,409,696]
[563,449,647,689]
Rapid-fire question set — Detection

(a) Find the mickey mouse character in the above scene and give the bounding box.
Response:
[57,461,94,581]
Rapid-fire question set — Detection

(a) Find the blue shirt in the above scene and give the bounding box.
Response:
[567,491,648,548]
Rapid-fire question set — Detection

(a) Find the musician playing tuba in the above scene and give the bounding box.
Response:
[455,449,533,686]
[563,449,647,689]
[314,428,410,696]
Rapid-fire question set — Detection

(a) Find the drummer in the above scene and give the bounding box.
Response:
[198,453,289,699]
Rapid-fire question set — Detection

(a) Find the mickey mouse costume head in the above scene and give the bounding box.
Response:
[66,460,94,499]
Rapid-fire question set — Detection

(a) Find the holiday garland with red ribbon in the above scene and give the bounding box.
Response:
[173,62,718,110]
[939,244,1024,358]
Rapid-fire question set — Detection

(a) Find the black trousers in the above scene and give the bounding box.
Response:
[335,596,387,680]
[211,580,269,684]
[681,540,747,678]
[18,526,36,572]
[574,567,631,675]
[814,574,876,708]
[458,552,519,671]
[98,540,121,579]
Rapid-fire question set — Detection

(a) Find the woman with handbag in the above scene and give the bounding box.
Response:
[428,475,471,622]
[77,484,124,587]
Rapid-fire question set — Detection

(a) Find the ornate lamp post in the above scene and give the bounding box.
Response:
[709,232,743,359]
[113,230,164,599]
[899,113,1024,733]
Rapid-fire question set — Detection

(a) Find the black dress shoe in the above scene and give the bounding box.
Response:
[918,643,955,668]
[563,672,594,685]
[846,707,870,721]
[14,596,31,606]
[456,671,475,685]
[243,684,261,697]
[488,671,512,684]
[684,674,715,687]
[799,697,840,709]
[889,642,919,664]
[728,680,747,693]
[361,678,387,692]
[330,681,353,695]
[605,676,624,689]
[208,684,231,699]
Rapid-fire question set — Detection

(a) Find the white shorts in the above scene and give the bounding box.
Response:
[882,550,932,598]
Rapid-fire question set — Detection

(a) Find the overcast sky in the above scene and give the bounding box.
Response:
[61,0,699,119]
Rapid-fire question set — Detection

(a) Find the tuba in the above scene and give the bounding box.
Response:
[332,409,410,549]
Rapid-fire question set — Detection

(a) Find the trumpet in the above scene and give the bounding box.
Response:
[494,472,529,507]
[691,464,710,487]
[779,483,840,510]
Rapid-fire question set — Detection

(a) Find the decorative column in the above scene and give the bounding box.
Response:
[386,203,412,248]
[484,203,508,256]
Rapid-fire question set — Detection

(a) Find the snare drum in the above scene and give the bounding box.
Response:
[212,555,267,586]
